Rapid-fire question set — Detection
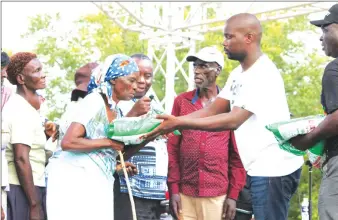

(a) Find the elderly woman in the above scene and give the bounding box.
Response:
[2,52,49,220]
[46,54,143,220]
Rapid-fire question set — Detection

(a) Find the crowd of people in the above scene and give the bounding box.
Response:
[1,6,338,220]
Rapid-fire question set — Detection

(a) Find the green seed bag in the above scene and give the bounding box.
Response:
[266,115,325,168]
[105,108,180,145]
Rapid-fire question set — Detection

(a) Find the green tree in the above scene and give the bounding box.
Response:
[24,10,330,219]
[23,12,147,120]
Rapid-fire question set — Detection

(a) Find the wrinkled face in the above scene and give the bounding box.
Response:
[17,58,46,90]
[223,21,248,61]
[133,58,153,98]
[320,23,338,58]
[112,71,138,101]
[193,59,220,89]
[1,65,8,86]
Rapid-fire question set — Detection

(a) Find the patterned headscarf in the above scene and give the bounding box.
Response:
[87,54,139,109]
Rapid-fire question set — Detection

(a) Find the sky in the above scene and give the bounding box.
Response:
[2,2,99,52]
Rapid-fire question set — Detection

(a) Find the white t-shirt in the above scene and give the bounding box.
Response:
[3,94,47,186]
[218,54,304,176]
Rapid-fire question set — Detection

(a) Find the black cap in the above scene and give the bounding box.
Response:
[310,4,338,27]
[1,51,10,67]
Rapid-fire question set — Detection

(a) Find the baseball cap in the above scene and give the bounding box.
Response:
[310,3,338,27]
[186,46,224,69]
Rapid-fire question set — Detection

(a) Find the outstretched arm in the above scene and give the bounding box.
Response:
[180,97,230,120]
[144,107,252,141]
[179,106,252,131]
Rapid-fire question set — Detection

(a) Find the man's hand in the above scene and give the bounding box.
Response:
[116,162,138,176]
[289,134,314,151]
[143,114,181,141]
[127,96,152,117]
[45,121,59,142]
[29,204,44,220]
[222,198,236,220]
[170,194,182,220]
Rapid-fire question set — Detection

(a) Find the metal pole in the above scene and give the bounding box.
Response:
[164,2,176,114]
[165,40,175,114]
[306,160,313,220]
[188,40,196,91]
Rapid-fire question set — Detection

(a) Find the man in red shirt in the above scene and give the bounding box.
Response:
[168,46,246,220]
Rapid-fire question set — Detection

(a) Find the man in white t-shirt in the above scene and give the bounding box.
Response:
[144,13,303,220]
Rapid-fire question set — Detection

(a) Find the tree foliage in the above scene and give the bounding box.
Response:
[24,10,331,219]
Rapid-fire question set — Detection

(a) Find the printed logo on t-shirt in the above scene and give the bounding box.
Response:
[229,79,242,105]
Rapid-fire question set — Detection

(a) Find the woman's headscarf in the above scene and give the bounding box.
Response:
[87,54,139,109]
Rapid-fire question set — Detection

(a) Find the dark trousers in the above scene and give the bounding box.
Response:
[7,184,47,220]
[247,168,302,220]
[114,174,162,220]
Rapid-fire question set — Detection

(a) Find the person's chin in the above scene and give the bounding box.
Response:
[127,93,135,100]
[37,84,47,90]
[135,92,146,98]
[225,54,236,60]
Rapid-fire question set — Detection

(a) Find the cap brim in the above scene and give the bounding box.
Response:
[186,55,198,62]
[310,19,332,27]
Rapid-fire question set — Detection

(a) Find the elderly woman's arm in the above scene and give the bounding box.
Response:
[61,122,124,152]
[13,144,43,219]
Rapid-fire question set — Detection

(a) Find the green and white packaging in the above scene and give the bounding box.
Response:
[266,115,325,168]
[105,108,180,145]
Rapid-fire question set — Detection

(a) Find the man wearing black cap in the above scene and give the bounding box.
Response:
[290,3,338,220]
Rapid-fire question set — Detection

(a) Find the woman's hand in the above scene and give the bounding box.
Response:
[45,121,59,142]
[106,138,125,151]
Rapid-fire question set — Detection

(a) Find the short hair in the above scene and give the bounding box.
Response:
[130,53,151,61]
[6,52,37,85]
[1,52,10,68]
[74,62,99,86]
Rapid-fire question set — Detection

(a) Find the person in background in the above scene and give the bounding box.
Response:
[290,4,338,220]
[47,62,99,163]
[167,46,246,220]
[1,51,11,220]
[3,52,51,220]
[114,53,169,220]
[1,51,12,109]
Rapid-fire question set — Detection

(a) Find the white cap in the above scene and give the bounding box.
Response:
[186,46,224,69]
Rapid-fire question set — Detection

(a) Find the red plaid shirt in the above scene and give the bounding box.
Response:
[168,89,246,199]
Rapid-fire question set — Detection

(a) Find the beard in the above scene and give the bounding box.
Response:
[225,51,247,62]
